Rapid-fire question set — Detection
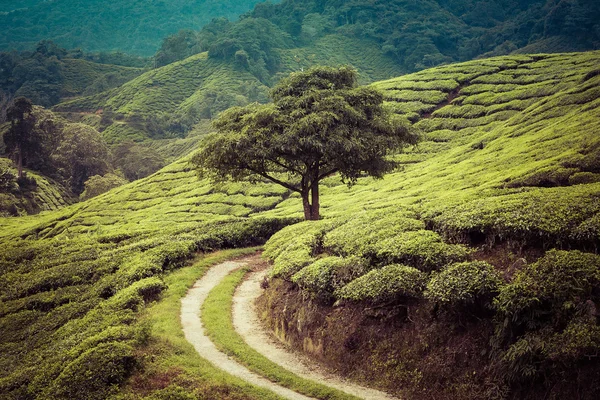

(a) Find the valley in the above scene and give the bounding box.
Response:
[1,1,600,399]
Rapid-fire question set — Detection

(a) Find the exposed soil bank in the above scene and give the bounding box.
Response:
[257,278,499,400]
[257,277,600,400]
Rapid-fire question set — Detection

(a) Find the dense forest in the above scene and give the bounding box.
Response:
[0,41,147,108]
[155,0,600,78]
[0,0,269,55]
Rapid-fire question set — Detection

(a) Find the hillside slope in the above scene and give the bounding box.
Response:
[1,51,599,399]
[54,43,405,143]
[260,51,600,399]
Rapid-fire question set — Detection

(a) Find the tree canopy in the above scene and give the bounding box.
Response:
[192,66,418,220]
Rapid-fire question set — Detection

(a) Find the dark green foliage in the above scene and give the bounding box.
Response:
[425,261,503,312]
[155,30,204,68]
[207,18,293,84]
[111,141,165,181]
[52,123,110,195]
[3,97,34,177]
[80,173,128,201]
[158,0,600,76]
[0,42,145,108]
[492,250,600,386]
[193,66,416,220]
[335,264,427,303]
[495,250,600,340]
[0,0,266,56]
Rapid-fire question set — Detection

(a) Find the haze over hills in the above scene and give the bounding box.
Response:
[0,0,270,55]
[44,0,600,146]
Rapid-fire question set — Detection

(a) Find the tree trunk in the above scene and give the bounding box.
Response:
[17,147,23,178]
[302,191,312,220]
[310,179,320,220]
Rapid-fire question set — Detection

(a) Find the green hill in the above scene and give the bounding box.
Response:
[60,58,144,98]
[54,52,270,143]
[54,44,405,143]
[0,158,73,217]
[1,51,600,399]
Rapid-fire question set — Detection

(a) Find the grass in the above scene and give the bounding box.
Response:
[202,266,360,400]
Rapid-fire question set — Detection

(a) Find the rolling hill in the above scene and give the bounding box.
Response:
[53,38,406,143]
[1,51,599,399]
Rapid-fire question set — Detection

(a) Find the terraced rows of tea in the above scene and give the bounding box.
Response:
[1,51,600,399]
[55,52,270,143]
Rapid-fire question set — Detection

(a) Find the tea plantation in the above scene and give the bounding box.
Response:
[1,51,600,398]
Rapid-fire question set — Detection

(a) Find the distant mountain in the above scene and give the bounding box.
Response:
[166,0,600,74]
[51,0,600,145]
[0,0,271,55]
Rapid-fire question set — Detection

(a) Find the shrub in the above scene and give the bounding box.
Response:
[335,264,427,303]
[45,341,136,400]
[322,209,424,257]
[264,218,340,261]
[375,230,471,272]
[494,249,600,339]
[425,261,503,312]
[491,249,600,384]
[80,173,128,200]
[568,171,600,185]
[264,219,340,278]
[292,256,369,297]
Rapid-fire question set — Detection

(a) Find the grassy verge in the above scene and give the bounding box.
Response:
[202,266,360,400]
[117,248,283,400]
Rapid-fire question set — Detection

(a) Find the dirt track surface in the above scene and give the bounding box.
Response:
[180,259,313,400]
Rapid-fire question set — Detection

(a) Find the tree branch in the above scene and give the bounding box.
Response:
[248,167,302,193]
[266,157,304,176]
[318,168,339,181]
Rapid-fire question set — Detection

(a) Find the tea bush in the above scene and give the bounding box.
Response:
[425,261,503,312]
[292,256,369,297]
[335,264,427,303]
[322,210,423,258]
[495,250,600,340]
[375,230,472,272]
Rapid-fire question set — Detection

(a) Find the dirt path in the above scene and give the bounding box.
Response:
[232,263,401,400]
[180,260,314,400]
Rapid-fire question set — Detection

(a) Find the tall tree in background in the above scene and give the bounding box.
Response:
[3,97,34,178]
[52,123,110,195]
[193,66,418,220]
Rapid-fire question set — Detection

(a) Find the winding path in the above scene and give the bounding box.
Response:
[181,257,401,400]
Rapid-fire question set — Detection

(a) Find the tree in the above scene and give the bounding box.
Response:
[80,173,128,200]
[52,123,110,195]
[3,97,34,178]
[111,141,165,181]
[192,66,418,220]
